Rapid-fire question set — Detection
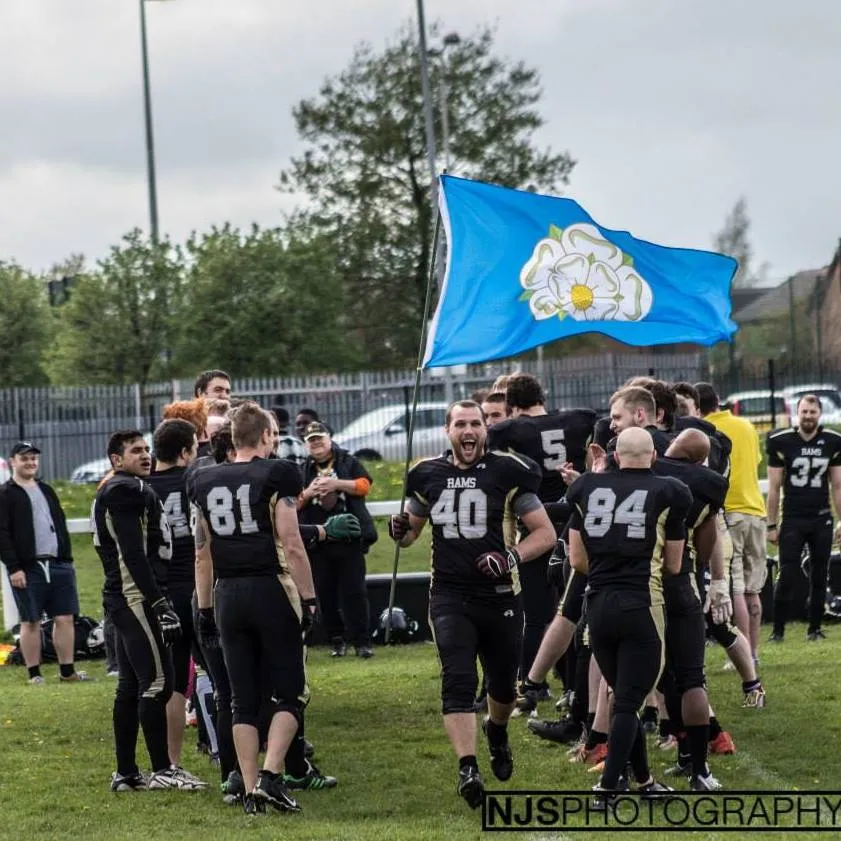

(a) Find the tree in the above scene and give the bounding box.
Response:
[47,230,184,386]
[175,221,358,376]
[714,197,757,289]
[279,22,575,367]
[0,262,53,386]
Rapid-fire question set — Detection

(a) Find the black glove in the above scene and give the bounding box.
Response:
[547,539,567,588]
[196,607,220,651]
[152,599,182,646]
[300,597,319,634]
[476,547,520,579]
[324,513,362,541]
[389,512,411,542]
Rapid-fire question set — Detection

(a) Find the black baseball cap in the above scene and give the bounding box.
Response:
[304,422,330,441]
[10,441,41,457]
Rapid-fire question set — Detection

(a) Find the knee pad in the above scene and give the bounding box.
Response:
[441,669,477,715]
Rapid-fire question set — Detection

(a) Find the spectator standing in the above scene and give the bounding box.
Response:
[194,370,232,401]
[271,407,307,466]
[295,408,321,441]
[0,442,89,684]
[697,383,766,662]
[298,422,376,658]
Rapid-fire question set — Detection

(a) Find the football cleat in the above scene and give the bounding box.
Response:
[148,766,206,791]
[526,716,583,744]
[638,780,675,800]
[457,765,485,810]
[254,771,301,812]
[709,731,736,755]
[110,771,147,792]
[743,687,766,709]
[691,773,723,791]
[242,793,266,817]
[664,760,692,777]
[283,760,337,791]
[569,742,608,767]
[555,689,573,713]
[222,770,245,805]
[59,671,93,682]
[807,629,827,642]
[767,631,785,643]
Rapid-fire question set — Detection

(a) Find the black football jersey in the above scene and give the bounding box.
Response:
[189,457,303,579]
[92,471,173,610]
[653,456,728,574]
[148,466,194,593]
[766,427,841,518]
[566,468,691,605]
[593,416,613,450]
[604,425,674,469]
[488,409,596,502]
[674,416,732,478]
[406,451,542,596]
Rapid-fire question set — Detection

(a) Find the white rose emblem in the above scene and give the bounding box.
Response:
[519,223,653,323]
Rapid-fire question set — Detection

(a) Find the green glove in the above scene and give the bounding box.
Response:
[324,513,362,541]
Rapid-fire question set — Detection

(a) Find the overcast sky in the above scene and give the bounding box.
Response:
[1,0,838,282]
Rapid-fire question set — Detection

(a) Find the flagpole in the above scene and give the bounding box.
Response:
[384,207,442,642]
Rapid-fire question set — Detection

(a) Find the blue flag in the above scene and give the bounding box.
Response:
[423,175,737,368]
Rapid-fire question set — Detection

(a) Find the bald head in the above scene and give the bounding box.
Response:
[666,428,710,465]
[615,427,655,468]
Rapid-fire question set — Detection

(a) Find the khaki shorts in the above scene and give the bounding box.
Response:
[726,512,767,595]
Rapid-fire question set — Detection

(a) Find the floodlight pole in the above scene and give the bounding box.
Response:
[139,0,160,241]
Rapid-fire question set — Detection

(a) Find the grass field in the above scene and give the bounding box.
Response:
[3,481,841,839]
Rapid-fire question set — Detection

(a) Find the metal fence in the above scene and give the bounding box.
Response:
[0,352,706,480]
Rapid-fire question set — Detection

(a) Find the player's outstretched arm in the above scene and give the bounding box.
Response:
[275,496,316,602]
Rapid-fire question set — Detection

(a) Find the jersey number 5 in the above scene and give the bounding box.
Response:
[207,485,259,536]
[584,488,648,539]
[541,429,567,470]
[430,488,488,539]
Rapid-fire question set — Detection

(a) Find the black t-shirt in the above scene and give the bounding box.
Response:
[147,466,194,593]
[406,451,542,597]
[566,468,690,606]
[189,457,303,579]
[92,471,172,610]
[766,427,841,519]
[488,409,596,502]
[653,456,728,574]
[674,416,732,478]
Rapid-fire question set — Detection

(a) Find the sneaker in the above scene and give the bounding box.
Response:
[526,716,583,745]
[148,766,207,790]
[330,639,347,658]
[638,780,675,800]
[691,772,723,791]
[807,629,827,641]
[457,765,484,810]
[664,760,692,777]
[656,734,678,751]
[59,670,92,682]
[555,689,573,713]
[110,771,147,792]
[356,645,375,659]
[222,770,245,805]
[709,731,736,755]
[743,687,766,709]
[283,760,337,790]
[106,670,120,678]
[569,742,607,767]
[254,770,301,812]
[768,631,785,643]
[303,739,315,758]
[590,784,619,812]
[242,793,266,817]
[28,675,45,686]
[482,720,514,782]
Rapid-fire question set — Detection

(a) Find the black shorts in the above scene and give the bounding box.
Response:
[12,560,79,623]
[586,589,665,717]
[661,575,706,693]
[215,575,305,729]
[429,589,523,714]
[168,587,197,696]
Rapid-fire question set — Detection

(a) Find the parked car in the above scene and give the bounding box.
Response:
[723,390,791,433]
[781,383,841,425]
[333,403,450,461]
[70,433,154,484]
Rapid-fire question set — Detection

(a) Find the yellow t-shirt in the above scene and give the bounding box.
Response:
[705,409,766,517]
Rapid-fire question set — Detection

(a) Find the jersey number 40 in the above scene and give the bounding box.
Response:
[430,488,488,539]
